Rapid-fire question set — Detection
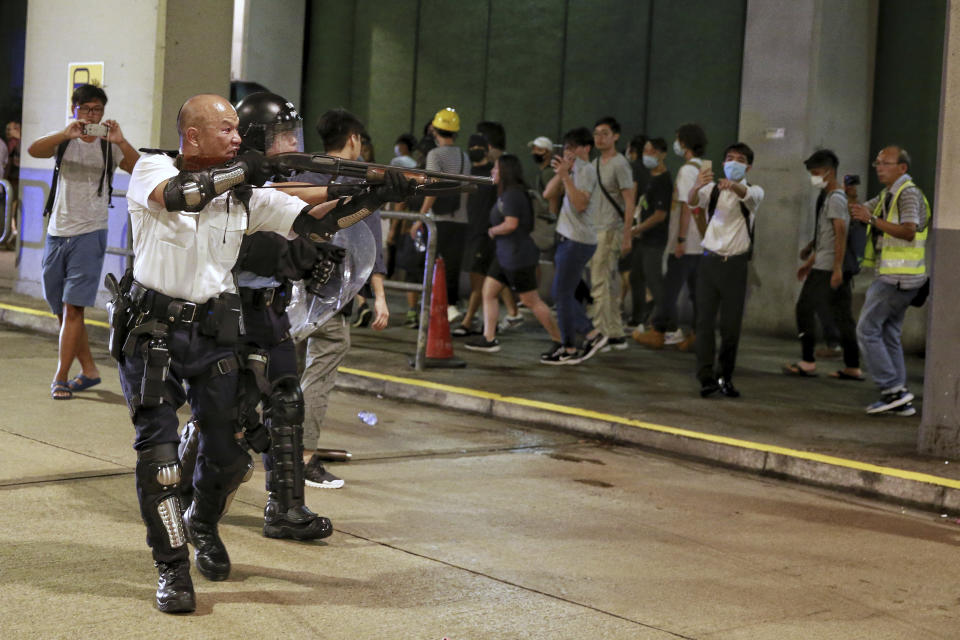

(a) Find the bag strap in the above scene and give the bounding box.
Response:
[98,138,115,206]
[43,140,71,217]
[706,183,755,255]
[595,156,625,217]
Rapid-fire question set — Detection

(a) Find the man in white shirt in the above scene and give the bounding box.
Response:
[687,142,764,398]
[119,93,413,613]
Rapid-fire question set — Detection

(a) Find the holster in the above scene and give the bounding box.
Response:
[140,329,171,409]
[105,269,135,361]
[200,293,243,346]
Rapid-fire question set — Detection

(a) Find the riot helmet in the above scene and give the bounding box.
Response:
[235,91,304,155]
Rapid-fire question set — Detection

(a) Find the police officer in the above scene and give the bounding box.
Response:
[119,93,413,613]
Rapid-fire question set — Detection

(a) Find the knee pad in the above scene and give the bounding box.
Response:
[265,375,304,426]
[136,443,188,555]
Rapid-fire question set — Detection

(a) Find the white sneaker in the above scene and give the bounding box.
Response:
[447,305,462,323]
[664,329,684,346]
[497,314,524,331]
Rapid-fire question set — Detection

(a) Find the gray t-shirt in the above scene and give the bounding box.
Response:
[556,157,599,245]
[590,153,633,230]
[813,189,849,271]
[47,136,123,237]
[425,144,470,224]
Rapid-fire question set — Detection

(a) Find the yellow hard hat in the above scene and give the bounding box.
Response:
[432,107,460,133]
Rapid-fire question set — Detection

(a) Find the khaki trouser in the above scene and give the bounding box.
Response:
[588,227,624,339]
[300,314,350,450]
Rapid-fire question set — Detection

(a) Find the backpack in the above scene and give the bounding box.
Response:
[527,188,556,251]
[707,184,753,259]
[43,138,115,216]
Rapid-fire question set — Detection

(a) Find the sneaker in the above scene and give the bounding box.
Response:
[891,402,917,417]
[497,314,524,331]
[404,309,419,328]
[866,388,915,415]
[447,305,462,323]
[304,454,344,488]
[352,302,372,328]
[579,333,608,362]
[664,329,685,346]
[540,342,563,359]
[464,336,501,353]
[451,324,479,337]
[601,337,628,352]
[540,345,582,365]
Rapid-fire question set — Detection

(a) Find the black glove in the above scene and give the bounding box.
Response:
[235,150,278,187]
[305,243,346,295]
[370,170,418,204]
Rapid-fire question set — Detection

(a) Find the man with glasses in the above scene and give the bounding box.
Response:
[28,83,139,400]
[848,146,930,416]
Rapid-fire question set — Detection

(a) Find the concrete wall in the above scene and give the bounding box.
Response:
[16,0,232,304]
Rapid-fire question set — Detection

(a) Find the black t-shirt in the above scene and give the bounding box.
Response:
[489,187,539,270]
[639,171,673,248]
[632,160,651,196]
[467,162,496,239]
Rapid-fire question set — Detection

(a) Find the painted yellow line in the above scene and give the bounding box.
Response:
[339,366,960,491]
[0,302,110,328]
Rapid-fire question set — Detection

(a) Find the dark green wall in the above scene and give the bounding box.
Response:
[303,0,747,174]
[869,0,946,202]
[0,0,27,125]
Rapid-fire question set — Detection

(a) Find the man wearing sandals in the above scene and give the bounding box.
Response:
[28,84,139,399]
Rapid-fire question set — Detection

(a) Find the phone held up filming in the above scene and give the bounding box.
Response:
[83,123,109,138]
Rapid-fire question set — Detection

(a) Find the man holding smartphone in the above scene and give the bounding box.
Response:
[28,84,139,400]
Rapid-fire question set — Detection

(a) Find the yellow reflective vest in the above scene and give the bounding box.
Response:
[862,180,930,275]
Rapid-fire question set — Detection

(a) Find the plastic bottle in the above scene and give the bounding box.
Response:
[357,411,378,426]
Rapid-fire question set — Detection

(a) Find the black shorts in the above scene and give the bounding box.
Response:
[464,234,494,275]
[488,260,538,294]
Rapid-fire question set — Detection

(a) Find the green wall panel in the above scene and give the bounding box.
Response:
[302,0,356,152]
[413,0,489,147]
[646,0,746,172]
[561,0,651,147]
[868,0,946,202]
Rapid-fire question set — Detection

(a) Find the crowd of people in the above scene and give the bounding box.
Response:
[25,82,929,613]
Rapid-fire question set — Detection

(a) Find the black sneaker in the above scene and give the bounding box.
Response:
[601,337,628,352]
[866,388,914,415]
[540,346,582,365]
[464,336,501,353]
[155,560,195,614]
[579,333,608,362]
[451,324,479,337]
[304,454,344,488]
[352,303,372,328]
[540,342,563,360]
[891,402,917,417]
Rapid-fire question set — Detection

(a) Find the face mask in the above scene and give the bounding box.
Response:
[532,153,545,164]
[394,145,402,157]
[642,154,658,169]
[468,148,487,162]
[673,140,684,157]
[810,175,826,188]
[723,161,747,181]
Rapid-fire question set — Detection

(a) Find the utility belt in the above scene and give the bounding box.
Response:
[238,281,292,314]
[129,281,243,344]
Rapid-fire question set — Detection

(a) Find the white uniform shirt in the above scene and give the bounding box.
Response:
[672,158,704,255]
[693,180,764,257]
[126,153,307,303]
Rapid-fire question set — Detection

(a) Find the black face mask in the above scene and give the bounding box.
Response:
[532,153,545,164]
[468,148,488,162]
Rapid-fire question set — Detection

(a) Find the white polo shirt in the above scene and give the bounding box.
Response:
[692,179,764,257]
[126,153,307,303]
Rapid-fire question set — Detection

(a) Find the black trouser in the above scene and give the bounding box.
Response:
[796,269,859,368]
[436,220,466,306]
[656,253,699,332]
[695,252,748,383]
[630,243,667,329]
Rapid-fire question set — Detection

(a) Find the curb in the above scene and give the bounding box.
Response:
[335,367,960,514]
[3,300,957,513]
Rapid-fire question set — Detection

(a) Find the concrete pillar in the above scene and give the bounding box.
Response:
[232,0,305,108]
[16,0,231,303]
[738,0,876,335]
[918,1,960,457]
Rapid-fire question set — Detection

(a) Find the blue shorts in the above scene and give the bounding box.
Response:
[42,229,108,315]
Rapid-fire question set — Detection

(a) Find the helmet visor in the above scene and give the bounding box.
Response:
[264,121,304,154]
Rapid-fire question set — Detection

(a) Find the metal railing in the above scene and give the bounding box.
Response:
[380,210,437,371]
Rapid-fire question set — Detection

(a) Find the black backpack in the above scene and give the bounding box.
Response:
[706,184,753,259]
[43,138,115,216]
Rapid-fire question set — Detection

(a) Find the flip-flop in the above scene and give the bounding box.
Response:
[781,363,818,377]
[51,381,73,400]
[830,370,865,381]
[67,374,101,391]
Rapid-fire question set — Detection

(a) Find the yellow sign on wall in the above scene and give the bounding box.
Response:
[66,61,104,117]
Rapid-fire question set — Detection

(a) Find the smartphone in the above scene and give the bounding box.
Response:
[843,174,861,187]
[700,159,712,174]
[83,123,109,137]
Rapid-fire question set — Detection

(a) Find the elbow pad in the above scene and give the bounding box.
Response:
[292,192,380,242]
[162,162,247,212]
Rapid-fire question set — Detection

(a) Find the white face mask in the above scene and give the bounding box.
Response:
[394,145,402,157]
[642,154,659,169]
[673,140,684,157]
[810,175,826,188]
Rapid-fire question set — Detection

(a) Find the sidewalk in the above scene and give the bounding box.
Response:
[2,248,955,513]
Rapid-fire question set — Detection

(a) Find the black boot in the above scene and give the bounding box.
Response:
[183,490,231,581]
[263,493,333,540]
[155,559,195,613]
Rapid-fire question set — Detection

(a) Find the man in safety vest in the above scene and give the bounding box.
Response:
[849,145,930,416]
